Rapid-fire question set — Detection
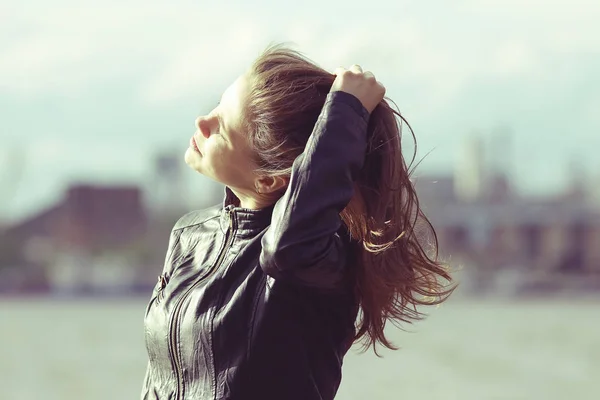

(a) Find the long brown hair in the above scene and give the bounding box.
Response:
[244,44,456,354]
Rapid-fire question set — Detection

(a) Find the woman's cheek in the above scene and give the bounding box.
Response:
[206,149,225,174]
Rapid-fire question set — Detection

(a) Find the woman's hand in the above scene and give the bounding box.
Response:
[330,65,386,114]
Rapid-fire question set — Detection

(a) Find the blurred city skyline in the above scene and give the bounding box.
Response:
[1,0,599,222]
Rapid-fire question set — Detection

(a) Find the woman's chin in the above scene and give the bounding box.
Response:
[184,148,202,170]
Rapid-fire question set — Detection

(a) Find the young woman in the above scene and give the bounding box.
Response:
[141,45,454,400]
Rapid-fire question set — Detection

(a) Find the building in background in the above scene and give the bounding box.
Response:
[0,184,147,294]
[0,135,598,297]
[149,152,189,212]
[454,133,486,202]
[416,133,600,296]
[146,149,223,213]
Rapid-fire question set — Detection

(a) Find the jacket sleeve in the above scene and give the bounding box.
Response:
[259,91,369,288]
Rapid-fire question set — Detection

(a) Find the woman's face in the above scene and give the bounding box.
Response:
[185,74,257,191]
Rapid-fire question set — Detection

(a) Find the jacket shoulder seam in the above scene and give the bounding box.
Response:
[172,207,221,231]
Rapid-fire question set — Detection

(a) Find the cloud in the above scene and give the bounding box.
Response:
[3,0,599,106]
[137,19,270,106]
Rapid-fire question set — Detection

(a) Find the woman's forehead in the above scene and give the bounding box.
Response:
[220,74,249,134]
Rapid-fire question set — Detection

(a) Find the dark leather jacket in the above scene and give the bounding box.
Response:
[141,91,370,400]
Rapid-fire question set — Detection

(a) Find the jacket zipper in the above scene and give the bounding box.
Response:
[168,206,236,400]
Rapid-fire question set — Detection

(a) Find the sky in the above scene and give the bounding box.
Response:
[1,0,599,222]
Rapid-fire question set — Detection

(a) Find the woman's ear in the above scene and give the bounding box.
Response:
[255,175,288,195]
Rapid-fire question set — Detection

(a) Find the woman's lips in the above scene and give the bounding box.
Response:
[190,136,201,154]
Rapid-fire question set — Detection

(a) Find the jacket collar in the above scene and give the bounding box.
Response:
[220,187,274,237]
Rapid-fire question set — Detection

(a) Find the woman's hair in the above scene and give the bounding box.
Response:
[244,44,456,354]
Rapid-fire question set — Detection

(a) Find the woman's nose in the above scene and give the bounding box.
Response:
[195,116,212,139]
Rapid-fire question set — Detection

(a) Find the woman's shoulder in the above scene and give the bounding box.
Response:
[172,204,222,232]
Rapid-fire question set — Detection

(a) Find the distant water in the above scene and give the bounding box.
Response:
[1,297,598,400]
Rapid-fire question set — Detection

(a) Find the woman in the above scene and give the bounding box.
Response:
[141,45,454,400]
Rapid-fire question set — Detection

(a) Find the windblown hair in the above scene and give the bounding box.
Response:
[243,44,456,354]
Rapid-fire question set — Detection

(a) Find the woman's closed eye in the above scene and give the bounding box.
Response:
[215,116,228,141]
